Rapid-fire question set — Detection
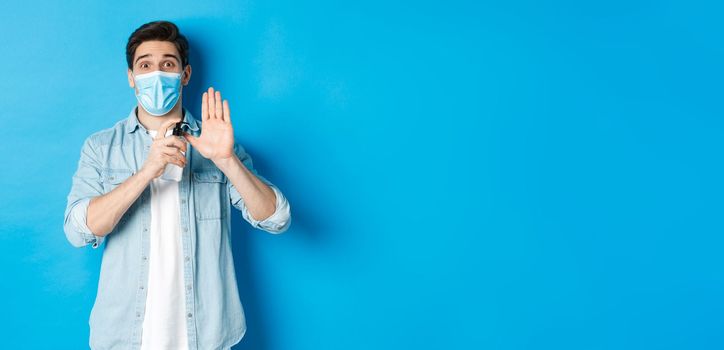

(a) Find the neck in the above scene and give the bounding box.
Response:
[136,99,184,132]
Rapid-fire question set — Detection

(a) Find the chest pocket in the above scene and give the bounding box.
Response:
[101,168,134,194]
[192,168,227,220]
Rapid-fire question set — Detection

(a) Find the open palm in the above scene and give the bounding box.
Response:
[184,87,235,161]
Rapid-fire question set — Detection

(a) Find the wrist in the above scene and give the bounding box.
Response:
[212,154,240,172]
[136,168,155,183]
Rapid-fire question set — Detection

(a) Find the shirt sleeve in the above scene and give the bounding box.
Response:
[63,136,106,248]
[227,142,292,234]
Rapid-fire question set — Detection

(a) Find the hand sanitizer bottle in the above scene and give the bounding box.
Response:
[160,121,190,182]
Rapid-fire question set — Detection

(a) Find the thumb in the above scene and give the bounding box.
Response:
[155,119,179,140]
[183,132,199,147]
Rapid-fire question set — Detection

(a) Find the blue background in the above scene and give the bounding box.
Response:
[0,1,722,349]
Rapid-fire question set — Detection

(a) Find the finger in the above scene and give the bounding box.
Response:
[208,87,216,119]
[165,151,186,163]
[168,136,186,152]
[183,132,199,148]
[163,136,187,152]
[161,142,187,154]
[175,153,187,167]
[160,147,179,156]
[164,154,186,167]
[160,145,185,158]
[223,100,231,124]
[215,91,223,121]
[157,138,183,153]
[155,120,178,140]
[176,152,187,167]
[201,92,209,120]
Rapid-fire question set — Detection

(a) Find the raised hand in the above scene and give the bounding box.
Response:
[183,87,235,162]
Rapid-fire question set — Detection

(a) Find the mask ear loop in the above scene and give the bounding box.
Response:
[131,70,138,94]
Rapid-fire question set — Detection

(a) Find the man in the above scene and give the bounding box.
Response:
[63,21,291,350]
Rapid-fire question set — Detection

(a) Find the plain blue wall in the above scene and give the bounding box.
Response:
[1,0,722,349]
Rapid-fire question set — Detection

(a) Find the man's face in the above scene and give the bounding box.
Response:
[127,40,192,93]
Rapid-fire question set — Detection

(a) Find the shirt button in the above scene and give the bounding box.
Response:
[181,199,186,204]
[143,228,148,232]
[143,256,147,261]
[140,285,144,290]
[187,284,192,291]
[185,256,190,262]
[136,312,141,318]
[187,313,193,318]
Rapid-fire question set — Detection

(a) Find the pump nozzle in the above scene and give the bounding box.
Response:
[172,121,190,137]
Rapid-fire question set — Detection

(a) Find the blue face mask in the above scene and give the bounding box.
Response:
[132,70,184,116]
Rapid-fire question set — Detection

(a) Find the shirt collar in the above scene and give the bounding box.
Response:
[126,106,200,135]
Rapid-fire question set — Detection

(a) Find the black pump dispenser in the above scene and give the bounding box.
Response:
[172,121,190,136]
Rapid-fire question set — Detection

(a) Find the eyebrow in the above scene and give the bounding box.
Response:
[135,53,180,65]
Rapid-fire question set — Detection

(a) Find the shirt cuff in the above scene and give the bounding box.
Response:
[243,184,291,234]
[70,197,106,248]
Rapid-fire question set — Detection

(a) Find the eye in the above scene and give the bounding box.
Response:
[140,63,149,69]
[163,61,175,68]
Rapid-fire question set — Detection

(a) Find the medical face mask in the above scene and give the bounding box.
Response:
[132,70,184,116]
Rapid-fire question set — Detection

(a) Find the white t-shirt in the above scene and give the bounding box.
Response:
[140,128,189,350]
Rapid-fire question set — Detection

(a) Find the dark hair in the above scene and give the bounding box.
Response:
[126,20,189,70]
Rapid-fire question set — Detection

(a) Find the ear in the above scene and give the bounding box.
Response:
[182,64,192,86]
[127,68,135,89]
